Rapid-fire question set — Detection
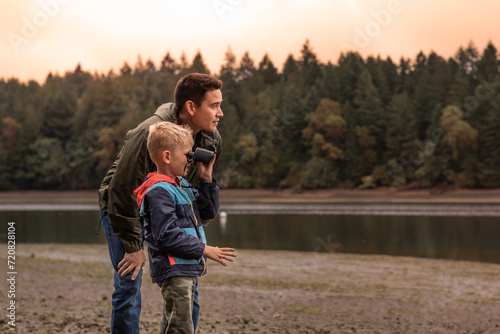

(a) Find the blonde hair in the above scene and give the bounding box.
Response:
[147,122,194,163]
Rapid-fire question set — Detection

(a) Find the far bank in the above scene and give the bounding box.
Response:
[1,187,500,204]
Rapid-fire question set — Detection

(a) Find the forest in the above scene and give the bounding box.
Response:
[1,40,499,191]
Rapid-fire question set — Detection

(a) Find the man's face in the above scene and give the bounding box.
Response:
[191,89,223,133]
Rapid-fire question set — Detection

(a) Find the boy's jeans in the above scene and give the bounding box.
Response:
[101,211,201,333]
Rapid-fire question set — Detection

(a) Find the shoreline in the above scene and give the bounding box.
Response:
[1,187,500,204]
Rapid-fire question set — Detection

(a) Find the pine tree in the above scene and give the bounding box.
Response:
[237,51,255,82]
[42,89,77,141]
[28,137,67,189]
[341,101,366,185]
[179,52,189,73]
[413,68,439,139]
[219,46,245,120]
[381,56,400,99]
[160,52,180,75]
[1,117,21,163]
[315,62,340,102]
[384,93,418,164]
[298,39,321,86]
[398,57,413,94]
[157,53,181,102]
[343,125,367,186]
[258,54,279,85]
[445,69,471,107]
[189,50,210,74]
[416,104,453,187]
[282,54,298,81]
[477,42,499,79]
[215,102,241,185]
[365,56,391,104]
[352,70,386,166]
[336,51,365,103]
[427,52,454,104]
[454,41,479,79]
[220,45,237,79]
[87,77,121,130]
[65,64,92,98]
[474,75,500,187]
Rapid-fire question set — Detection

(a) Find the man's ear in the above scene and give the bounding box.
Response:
[185,100,196,116]
[161,150,171,164]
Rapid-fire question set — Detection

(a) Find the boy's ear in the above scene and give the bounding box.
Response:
[185,100,196,116]
[161,150,171,164]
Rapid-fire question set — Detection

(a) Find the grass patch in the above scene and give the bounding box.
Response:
[388,308,413,315]
[17,256,113,282]
[201,273,334,292]
[286,306,322,313]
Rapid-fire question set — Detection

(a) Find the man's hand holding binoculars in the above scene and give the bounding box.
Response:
[188,148,215,182]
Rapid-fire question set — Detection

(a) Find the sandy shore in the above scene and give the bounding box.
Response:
[2,244,500,333]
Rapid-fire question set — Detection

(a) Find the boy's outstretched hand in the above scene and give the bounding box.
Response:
[203,245,237,266]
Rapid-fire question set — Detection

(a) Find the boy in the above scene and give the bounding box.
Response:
[133,122,235,334]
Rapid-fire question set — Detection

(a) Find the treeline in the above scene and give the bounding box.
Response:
[1,40,500,191]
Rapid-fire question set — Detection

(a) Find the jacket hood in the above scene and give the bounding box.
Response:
[133,172,180,208]
[154,103,178,123]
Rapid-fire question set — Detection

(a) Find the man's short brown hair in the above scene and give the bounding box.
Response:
[174,73,222,114]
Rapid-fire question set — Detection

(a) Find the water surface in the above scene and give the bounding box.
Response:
[1,202,498,264]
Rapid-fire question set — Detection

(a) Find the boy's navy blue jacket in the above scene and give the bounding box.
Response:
[133,172,219,283]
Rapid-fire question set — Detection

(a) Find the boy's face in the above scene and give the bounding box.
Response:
[191,89,223,133]
[169,144,192,177]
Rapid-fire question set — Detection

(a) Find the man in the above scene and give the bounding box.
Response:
[98,73,223,334]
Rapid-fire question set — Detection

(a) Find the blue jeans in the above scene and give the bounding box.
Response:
[101,211,201,333]
[102,212,143,334]
[193,278,200,333]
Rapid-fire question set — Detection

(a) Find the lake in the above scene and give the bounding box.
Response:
[1,202,499,264]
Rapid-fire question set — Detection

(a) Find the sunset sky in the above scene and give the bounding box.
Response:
[2,0,499,83]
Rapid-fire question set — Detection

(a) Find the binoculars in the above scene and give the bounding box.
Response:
[187,148,215,163]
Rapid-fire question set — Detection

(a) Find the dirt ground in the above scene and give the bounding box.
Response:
[2,243,500,334]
